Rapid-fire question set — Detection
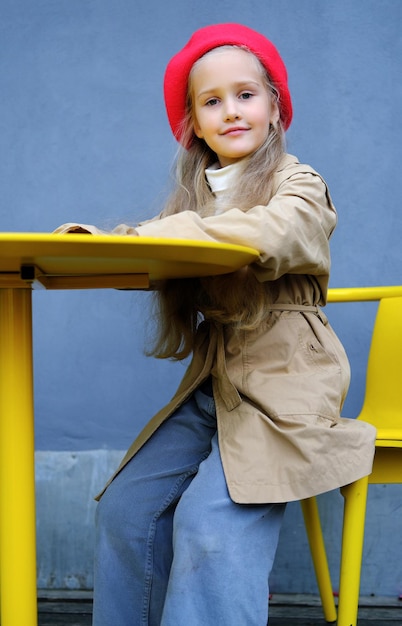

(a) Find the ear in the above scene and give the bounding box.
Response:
[270,100,280,126]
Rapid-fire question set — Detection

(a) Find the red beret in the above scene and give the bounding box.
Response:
[163,22,293,144]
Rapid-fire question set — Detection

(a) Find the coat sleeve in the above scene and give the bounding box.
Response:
[136,170,337,281]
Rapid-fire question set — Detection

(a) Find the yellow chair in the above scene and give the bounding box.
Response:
[301,286,402,625]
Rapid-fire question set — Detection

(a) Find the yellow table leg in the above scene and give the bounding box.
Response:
[0,289,38,626]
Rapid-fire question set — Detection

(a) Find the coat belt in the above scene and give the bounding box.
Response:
[267,303,328,325]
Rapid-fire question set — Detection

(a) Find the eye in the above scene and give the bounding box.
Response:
[205,97,219,107]
[239,92,253,100]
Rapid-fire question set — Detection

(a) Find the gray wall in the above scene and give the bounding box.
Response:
[2,0,402,597]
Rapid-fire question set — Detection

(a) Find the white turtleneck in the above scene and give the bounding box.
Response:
[205,161,246,214]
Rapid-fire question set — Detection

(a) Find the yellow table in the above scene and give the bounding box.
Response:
[0,232,258,626]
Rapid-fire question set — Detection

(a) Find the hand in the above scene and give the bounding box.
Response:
[53,223,99,234]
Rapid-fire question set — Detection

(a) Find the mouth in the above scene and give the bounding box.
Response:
[221,127,249,136]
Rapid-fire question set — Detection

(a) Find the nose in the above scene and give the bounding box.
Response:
[223,97,241,121]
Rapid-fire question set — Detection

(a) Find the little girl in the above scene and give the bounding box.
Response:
[58,22,376,626]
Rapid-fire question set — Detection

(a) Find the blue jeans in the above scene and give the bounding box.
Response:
[93,389,286,625]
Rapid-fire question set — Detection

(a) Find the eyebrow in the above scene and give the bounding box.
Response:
[196,80,262,99]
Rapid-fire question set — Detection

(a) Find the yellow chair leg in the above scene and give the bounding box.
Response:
[337,476,369,626]
[301,497,337,623]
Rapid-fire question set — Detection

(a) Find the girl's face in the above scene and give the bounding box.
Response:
[191,47,279,167]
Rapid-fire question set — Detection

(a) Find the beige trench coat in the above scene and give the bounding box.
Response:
[85,154,376,504]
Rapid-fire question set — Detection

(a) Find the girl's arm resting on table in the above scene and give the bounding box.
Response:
[135,172,336,280]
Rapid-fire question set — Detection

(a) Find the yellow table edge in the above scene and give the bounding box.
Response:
[0,233,260,289]
[0,231,259,256]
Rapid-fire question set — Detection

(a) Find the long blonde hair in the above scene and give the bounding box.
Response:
[147,47,286,360]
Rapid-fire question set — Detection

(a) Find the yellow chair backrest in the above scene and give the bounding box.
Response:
[358,296,402,438]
